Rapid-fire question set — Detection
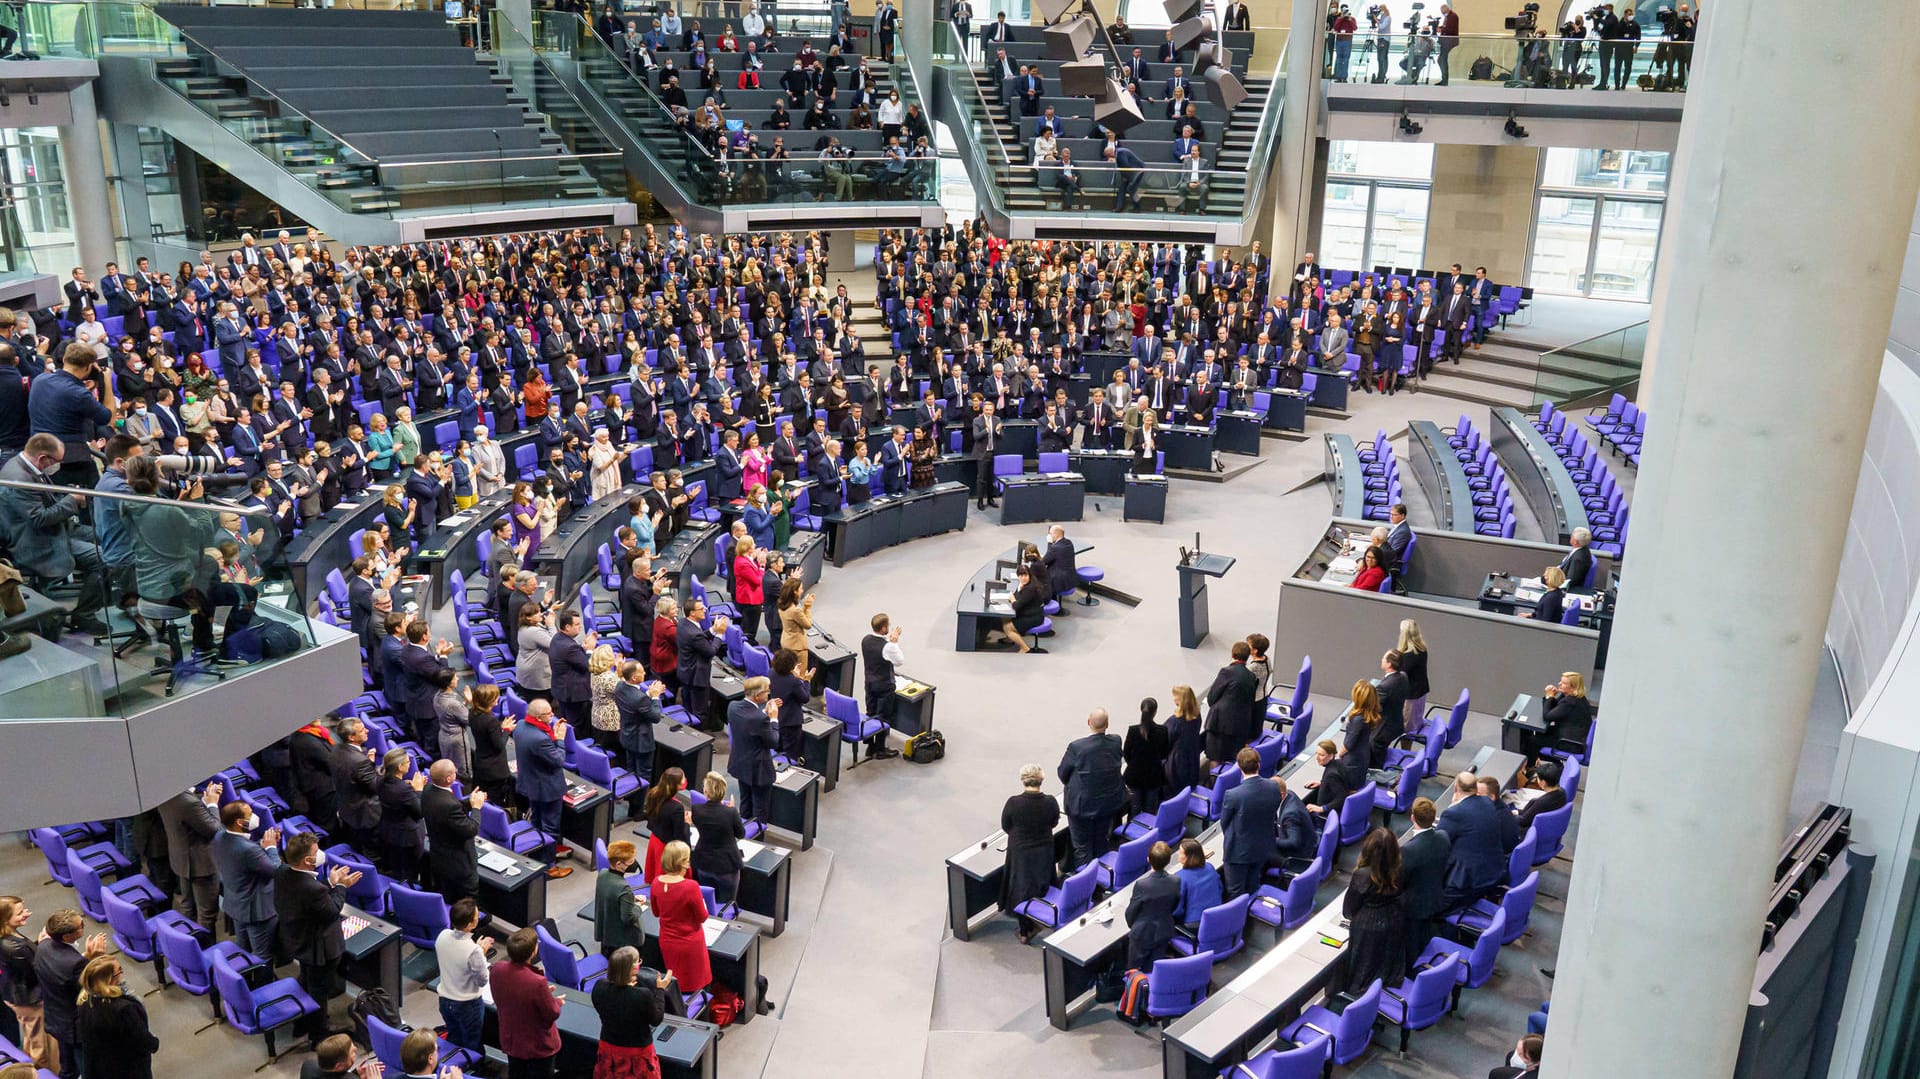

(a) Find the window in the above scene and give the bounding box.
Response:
[1530,148,1669,299]
[1319,140,1432,270]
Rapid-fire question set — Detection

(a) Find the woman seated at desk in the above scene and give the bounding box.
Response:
[1349,545,1389,592]
[988,564,1047,655]
[1524,566,1569,622]
[1529,671,1595,762]
[1171,838,1223,932]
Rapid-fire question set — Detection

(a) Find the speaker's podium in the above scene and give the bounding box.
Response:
[1176,551,1236,649]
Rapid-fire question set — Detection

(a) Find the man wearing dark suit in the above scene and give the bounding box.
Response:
[1056,708,1126,869]
[1218,749,1283,898]
[549,611,596,729]
[1489,1035,1543,1079]
[614,660,666,804]
[404,455,447,545]
[676,601,724,726]
[398,623,455,749]
[331,717,383,858]
[878,425,908,495]
[158,784,222,931]
[1559,529,1595,589]
[1123,842,1182,971]
[1372,649,1411,760]
[1400,796,1453,958]
[1385,503,1413,566]
[727,678,782,826]
[619,553,659,666]
[1274,775,1316,866]
[971,399,1003,509]
[1512,760,1570,834]
[1203,641,1260,764]
[275,833,358,1043]
[1436,771,1513,911]
[1041,525,1078,599]
[35,909,106,1079]
[211,800,284,961]
[512,699,575,876]
[713,430,744,500]
[423,760,484,905]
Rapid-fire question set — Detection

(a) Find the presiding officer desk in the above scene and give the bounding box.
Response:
[1275,517,1605,708]
[1039,716,1346,1030]
[1159,738,1529,1077]
[954,541,1094,651]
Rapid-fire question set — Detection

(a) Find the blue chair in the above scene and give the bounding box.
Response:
[1337,783,1378,845]
[1266,656,1312,727]
[1145,951,1215,1022]
[1280,977,1383,1067]
[30,826,128,887]
[1529,804,1574,865]
[1119,787,1191,844]
[576,744,645,810]
[1449,871,1538,946]
[367,1012,481,1073]
[991,453,1023,493]
[826,688,890,768]
[101,890,198,986]
[156,921,254,1029]
[1276,702,1314,760]
[1416,908,1507,1010]
[1187,767,1244,823]
[1229,1033,1330,1079]
[1380,952,1461,1053]
[1373,763,1424,817]
[1010,864,1098,930]
[1169,895,1251,961]
[1093,832,1154,891]
[387,882,450,950]
[1249,854,1327,932]
[481,800,549,857]
[1508,829,1538,887]
[209,951,319,1067]
[67,849,168,921]
[536,924,609,990]
[323,846,392,916]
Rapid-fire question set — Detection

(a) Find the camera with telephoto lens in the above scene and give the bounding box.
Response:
[1504,2,1538,31]
[1585,4,1607,21]
[1654,7,1676,26]
[1401,1,1425,30]
[155,453,251,492]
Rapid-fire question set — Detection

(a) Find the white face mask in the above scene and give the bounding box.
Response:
[246,813,260,833]
[1509,1052,1531,1069]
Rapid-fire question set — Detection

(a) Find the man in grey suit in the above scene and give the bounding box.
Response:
[1219,747,1284,898]
[157,782,223,931]
[211,800,283,961]
[1056,707,1126,869]
[1400,796,1453,957]
[971,400,1004,509]
[0,435,110,634]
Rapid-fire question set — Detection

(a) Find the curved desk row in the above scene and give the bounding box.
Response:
[821,481,971,566]
[1323,434,1368,520]
[1490,406,1589,545]
[1407,420,1475,533]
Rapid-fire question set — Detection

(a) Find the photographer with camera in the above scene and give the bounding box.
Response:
[1593,3,1624,89]
[0,433,110,635]
[1331,4,1359,80]
[1434,3,1458,84]
[120,453,223,654]
[1559,12,1588,80]
[1368,3,1393,82]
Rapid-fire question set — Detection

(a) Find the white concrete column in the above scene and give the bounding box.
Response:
[59,82,115,274]
[1545,5,1920,1078]
[1269,0,1325,261]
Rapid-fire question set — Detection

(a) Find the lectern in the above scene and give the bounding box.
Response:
[1176,551,1236,649]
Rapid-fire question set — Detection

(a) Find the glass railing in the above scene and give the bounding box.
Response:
[0,475,317,719]
[1531,319,1647,407]
[937,21,1289,224]
[1327,31,1688,92]
[525,7,939,208]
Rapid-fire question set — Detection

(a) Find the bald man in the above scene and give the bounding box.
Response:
[1056,708,1126,868]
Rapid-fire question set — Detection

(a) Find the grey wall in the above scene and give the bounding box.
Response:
[1826,361,1920,707]
[1893,194,1920,374]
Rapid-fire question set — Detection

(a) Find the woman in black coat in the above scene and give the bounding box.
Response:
[467,684,516,809]
[1163,684,1204,796]
[376,750,426,885]
[690,772,747,905]
[1121,697,1170,816]
[1532,670,1595,761]
[1001,765,1062,944]
[74,956,160,1079]
[1325,828,1411,1004]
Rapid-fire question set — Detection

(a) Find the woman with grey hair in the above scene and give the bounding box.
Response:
[1001,764,1062,944]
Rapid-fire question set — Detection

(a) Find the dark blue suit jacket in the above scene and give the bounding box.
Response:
[1056,733,1125,818]
[512,721,569,803]
[549,630,592,704]
[726,699,778,786]
[1436,795,1511,893]
[1275,791,1315,861]
[1220,773,1283,866]
[210,829,282,924]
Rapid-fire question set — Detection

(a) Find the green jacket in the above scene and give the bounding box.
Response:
[593,868,644,953]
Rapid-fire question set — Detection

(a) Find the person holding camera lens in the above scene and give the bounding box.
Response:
[1560,13,1586,80]
[120,454,224,654]
[1369,4,1393,82]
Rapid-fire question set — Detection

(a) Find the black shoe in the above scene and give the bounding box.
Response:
[1539,966,1555,979]
[868,746,900,759]
[69,614,110,636]
[1029,646,1048,653]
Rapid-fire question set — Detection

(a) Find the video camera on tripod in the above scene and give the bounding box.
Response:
[1504,2,1540,34]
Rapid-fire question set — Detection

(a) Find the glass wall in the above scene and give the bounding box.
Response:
[1320,140,1433,271]
[1529,147,1668,300]
[0,127,75,274]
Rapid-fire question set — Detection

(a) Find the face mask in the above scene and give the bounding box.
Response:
[246,813,260,833]
[1509,1053,1530,1069]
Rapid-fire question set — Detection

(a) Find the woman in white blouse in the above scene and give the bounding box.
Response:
[877,89,906,141]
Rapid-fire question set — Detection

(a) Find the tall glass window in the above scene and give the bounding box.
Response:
[1529,147,1668,300]
[1319,140,1433,271]
[0,127,74,274]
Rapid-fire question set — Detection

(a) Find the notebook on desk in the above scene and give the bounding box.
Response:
[478,850,518,873]
[702,919,727,946]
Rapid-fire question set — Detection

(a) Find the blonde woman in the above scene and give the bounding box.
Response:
[588,643,623,753]
[1165,684,1203,791]
[75,955,158,1079]
[1343,679,1382,769]
[0,896,50,1069]
[648,841,713,994]
[1396,619,1431,730]
[391,405,422,468]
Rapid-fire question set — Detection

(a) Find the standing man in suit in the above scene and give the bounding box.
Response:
[331,717,383,859]
[1400,796,1453,958]
[713,429,744,501]
[875,0,899,61]
[1559,527,1595,589]
[512,698,576,879]
[1056,708,1126,869]
[1441,281,1473,363]
[727,677,782,827]
[404,453,449,546]
[211,800,283,962]
[1436,771,1513,911]
[1107,144,1146,212]
[548,611,596,731]
[1372,649,1411,760]
[1203,640,1260,764]
[1467,266,1494,348]
[32,909,107,1079]
[619,553,663,674]
[879,424,909,495]
[423,759,485,906]
[1385,502,1413,567]
[275,833,360,1045]
[1218,749,1283,897]
[614,659,667,807]
[399,622,455,750]
[1124,842,1182,971]
[676,599,726,727]
[971,399,1003,509]
[157,782,223,931]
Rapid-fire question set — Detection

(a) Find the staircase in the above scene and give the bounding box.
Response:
[1207,77,1272,214]
[1414,334,1645,409]
[495,56,630,198]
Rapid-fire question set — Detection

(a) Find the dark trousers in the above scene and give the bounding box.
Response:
[529,798,564,864]
[974,455,997,503]
[1224,860,1265,899]
[740,780,772,826]
[556,696,590,729]
[864,686,896,748]
[736,603,761,643]
[508,1056,557,1079]
[440,995,485,1053]
[1066,811,1114,870]
[296,957,344,1040]
[52,1032,80,1079]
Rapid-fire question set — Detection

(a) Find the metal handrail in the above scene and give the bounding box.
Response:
[0,477,272,517]
[1236,29,1290,231]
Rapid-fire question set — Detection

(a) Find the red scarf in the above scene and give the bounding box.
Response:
[523,712,556,739]
[297,722,335,745]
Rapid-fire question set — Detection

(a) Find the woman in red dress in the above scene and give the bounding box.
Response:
[1350,545,1389,592]
[649,841,713,995]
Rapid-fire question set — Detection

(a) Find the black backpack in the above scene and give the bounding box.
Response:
[348,987,405,1044]
[1468,55,1494,80]
[903,728,945,763]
